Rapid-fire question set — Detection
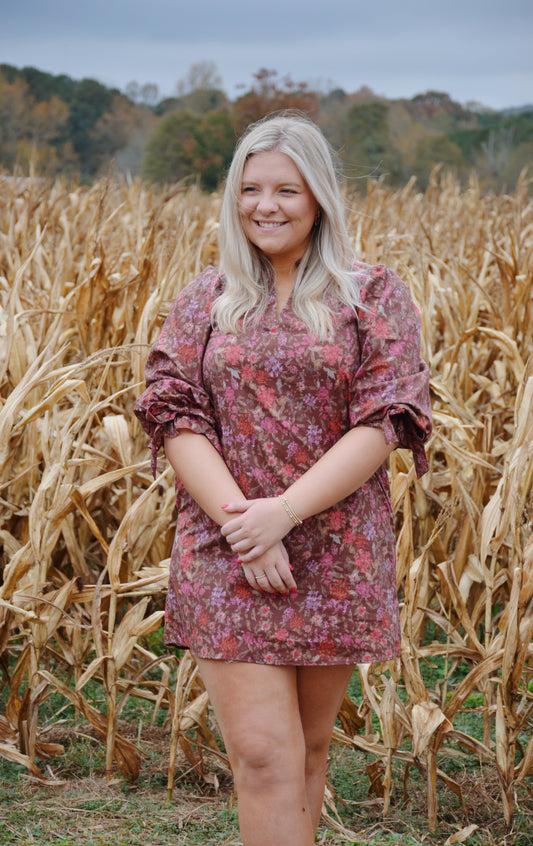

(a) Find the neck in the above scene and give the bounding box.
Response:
[271,258,298,289]
[272,267,296,315]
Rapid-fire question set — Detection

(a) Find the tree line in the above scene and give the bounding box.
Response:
[1,61,532,191]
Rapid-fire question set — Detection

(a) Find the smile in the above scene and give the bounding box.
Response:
[254,221,287,229]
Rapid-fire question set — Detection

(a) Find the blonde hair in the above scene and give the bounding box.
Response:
[213,112,358,338]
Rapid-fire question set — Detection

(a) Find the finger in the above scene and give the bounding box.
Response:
[220,501,249,513]
[237,544,266,562]
[247,567,294,596]
[224,526,252,545]
[278,568,297,592]
[242,565,277,594]
[232,542,256,556]
[220,517,248,538]
[245,574,264,594]
[261,567,292,594]
[271,561,297,592]
[253,574,276,594]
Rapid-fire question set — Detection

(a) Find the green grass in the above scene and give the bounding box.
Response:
[327,743,533,846]
[1,714,532,846]
[1,655,532,846]
[0,778,240,845]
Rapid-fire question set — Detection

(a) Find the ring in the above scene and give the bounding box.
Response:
[256,574,268,580]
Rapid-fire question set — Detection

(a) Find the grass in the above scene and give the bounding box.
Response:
[327,744,533,845]
[0,778,240,845]
[1,691,532,846]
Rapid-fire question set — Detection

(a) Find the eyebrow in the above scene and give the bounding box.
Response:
[241,180,302,188]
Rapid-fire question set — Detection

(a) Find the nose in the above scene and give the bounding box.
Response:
[256,191,278,215]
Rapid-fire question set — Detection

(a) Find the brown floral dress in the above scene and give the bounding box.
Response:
[134,262,432,665]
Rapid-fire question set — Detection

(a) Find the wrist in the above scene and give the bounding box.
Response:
[278,493,303,527]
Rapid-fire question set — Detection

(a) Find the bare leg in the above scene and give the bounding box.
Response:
[297,664,355,831]
[195,657,315,846]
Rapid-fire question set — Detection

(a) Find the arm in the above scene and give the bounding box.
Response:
[221,425,396,561]
[164,431,296,594]
[223,266,431,559]
[284,425,394,517]
[164,431,243,527]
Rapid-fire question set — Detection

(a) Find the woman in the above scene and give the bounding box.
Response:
[135,113,432,846]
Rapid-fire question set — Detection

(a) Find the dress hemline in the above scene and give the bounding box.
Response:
[164,638,400,666]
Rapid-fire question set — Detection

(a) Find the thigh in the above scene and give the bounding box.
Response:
[194,657,304,757]
[296,664,355,746]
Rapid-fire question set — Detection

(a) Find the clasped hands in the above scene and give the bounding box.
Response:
[221,497,297,596]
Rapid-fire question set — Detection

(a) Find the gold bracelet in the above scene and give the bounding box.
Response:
[279,493,303,526]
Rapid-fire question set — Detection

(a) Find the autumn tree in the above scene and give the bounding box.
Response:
[409,91,477,133]
[0,64,121,176]
[125,81,160,106]
[90,94,157,176]
[155,62,228,116]
[233,69,320,133]
[0,71,74,175]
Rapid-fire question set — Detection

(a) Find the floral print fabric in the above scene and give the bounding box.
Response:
[134,262,432,665]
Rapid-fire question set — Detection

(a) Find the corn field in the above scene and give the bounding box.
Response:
[0,170,532,837]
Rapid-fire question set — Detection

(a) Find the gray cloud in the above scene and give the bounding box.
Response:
[1,0,532,108]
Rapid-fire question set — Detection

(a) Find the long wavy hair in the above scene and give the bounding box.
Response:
[213,112,359,338]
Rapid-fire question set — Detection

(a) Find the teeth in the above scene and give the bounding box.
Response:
[256,221,285,228]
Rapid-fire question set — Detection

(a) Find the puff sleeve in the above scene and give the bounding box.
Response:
[349,264,432,477]
[134,266,223,476]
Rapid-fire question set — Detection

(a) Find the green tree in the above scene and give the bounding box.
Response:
[142,108,235,190]
[410,134,465,187]
[341,101,401,179]
[0,73,30,167]
[197,108,237,189]
[64,78,115,175]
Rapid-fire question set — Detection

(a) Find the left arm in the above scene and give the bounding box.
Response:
[223,265,432,559]
[221,425,395,560]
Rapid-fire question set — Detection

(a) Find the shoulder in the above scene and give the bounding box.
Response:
[179,266,226,307]
[352,261,412,308]
[166,266,226,324]
[353,261,419,325]
[155,267,226,338]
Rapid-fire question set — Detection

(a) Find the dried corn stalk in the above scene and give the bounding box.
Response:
[0,172,532,834]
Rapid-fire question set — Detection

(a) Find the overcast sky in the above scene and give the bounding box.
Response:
[1,0,531,109]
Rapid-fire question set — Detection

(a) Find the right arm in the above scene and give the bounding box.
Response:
[164,431,297,595]
[133,269,295,594]
[164,431,243,526]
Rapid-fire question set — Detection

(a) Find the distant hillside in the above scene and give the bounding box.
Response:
[1,63,531,191]
[500,105,533,115]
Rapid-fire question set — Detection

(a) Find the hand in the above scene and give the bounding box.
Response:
[221,497,294,561]
[240,541,297,595]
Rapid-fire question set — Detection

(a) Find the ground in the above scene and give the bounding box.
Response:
[1,721,532,845]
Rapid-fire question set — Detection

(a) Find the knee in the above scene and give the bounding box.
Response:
[229,733,305,789]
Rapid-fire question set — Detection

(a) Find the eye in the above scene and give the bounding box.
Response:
[242,186,257,194]
[280,188,296,195]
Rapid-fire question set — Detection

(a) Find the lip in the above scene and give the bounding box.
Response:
[253,220,288,229]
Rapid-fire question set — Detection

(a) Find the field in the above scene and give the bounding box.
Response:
[0,170,532,845]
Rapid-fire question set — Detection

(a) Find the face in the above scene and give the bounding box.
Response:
[239,150,318,269]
